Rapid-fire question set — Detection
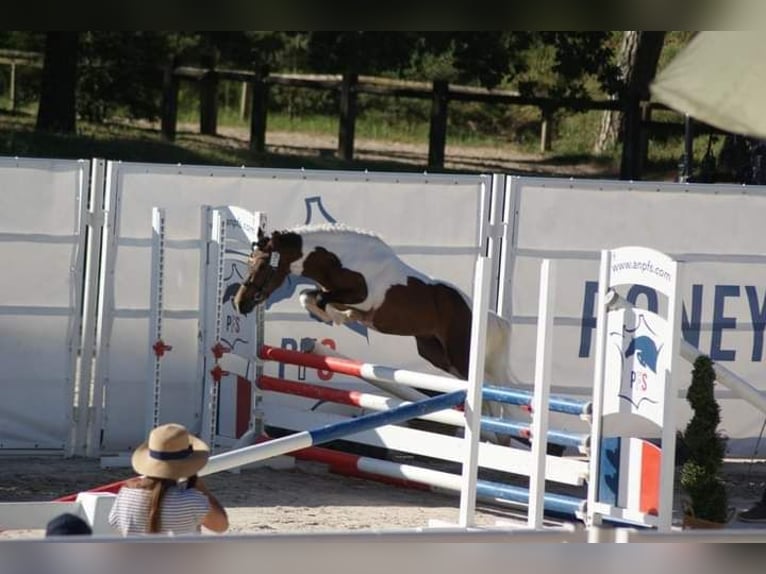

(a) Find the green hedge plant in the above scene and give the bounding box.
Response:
[679,355,729,524]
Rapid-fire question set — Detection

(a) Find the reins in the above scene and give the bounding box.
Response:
[244,246,281,298]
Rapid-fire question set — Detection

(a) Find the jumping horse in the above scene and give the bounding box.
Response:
[233,223,516,385]
[232,223,564,451]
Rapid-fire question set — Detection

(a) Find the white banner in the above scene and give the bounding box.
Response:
[95,162,490,452]
[0,158,89,450]
[501,177,766,455]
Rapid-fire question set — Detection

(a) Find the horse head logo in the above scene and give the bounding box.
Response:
[624,335,661,373]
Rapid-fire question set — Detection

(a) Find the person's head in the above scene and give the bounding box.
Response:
[131,423,210,480]
[45,513,93,537]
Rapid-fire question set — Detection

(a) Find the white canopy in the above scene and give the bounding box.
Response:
[650,31,766,139]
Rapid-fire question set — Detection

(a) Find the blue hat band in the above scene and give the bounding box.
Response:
[149,445,193,461]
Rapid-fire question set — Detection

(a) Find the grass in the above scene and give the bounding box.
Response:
[0,98,704,182]
[0,108,424,173]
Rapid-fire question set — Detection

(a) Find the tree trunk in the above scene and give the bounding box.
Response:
[594,31,665,155]
[36,32,79,134]
[594,32,636,154]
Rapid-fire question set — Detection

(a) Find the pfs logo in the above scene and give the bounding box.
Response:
[625,334,660,374]
[610,313,663,409]
[221,262,253,353]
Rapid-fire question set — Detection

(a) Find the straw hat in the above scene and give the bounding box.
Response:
[131,423,210,480]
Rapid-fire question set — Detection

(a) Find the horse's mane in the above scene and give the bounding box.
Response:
[279,223,384,241]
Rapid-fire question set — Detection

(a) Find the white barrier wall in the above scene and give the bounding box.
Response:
[0,158,90,451]
[92,162,492,453]
[499,177,766,455]
[4,156,766,459]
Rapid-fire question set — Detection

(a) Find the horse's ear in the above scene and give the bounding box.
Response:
[254,228,269,251]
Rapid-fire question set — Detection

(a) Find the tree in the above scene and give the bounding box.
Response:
[36,32,79,133]
[305,32,421,76]
[530,32,621,98]
[77,32,191,123]
[680,355,729,525]
[593,32,666,164]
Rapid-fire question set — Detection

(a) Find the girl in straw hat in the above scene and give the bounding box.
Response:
[108,423,229,536]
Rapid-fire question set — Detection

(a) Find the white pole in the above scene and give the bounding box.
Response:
[87,162,118,458]
[585,249,612,528]
[528,259,556,529]
[146,207,166,434]
[201,209,226,451]
[310,340,432,403]
[9,62,15,112]
[71,159,105,457]
[458,256,491,527]
[658,257,683,532]
[202,432,314,475]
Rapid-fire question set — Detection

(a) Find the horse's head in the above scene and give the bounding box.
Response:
[233,230,296,315]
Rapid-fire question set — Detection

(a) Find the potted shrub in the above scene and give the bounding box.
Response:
[679,355,730,528]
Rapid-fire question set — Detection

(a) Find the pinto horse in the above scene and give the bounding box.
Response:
[233,223,517,388]
[231,223,562,450]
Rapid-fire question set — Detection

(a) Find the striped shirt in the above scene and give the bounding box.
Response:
[108,485,210,536]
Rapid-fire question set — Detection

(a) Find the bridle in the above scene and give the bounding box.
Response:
[243,244,281,300]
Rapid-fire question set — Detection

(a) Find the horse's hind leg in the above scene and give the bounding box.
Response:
[443,316,471,381]
[408,335,461,436]
[415,335,456,378]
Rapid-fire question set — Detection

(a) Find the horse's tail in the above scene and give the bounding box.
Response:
[483,310,522,387]
[480,310,528,448]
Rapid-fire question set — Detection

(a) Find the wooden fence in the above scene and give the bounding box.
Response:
[163,66,635,171]
[0,49,42,112]
[0,49,691,179]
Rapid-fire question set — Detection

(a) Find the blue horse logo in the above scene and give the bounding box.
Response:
[608,313,664,410]
[624,335,661,373]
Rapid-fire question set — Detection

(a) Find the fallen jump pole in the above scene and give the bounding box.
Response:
[59,428,585,518]
[260,374,589,450]
[287,441,585,518]
[200,389,466,476]
[259,345,591,417]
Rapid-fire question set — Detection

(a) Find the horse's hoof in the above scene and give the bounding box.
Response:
[299,290,318,308]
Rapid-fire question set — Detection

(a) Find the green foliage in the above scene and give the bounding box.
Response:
[535,32,622,98]
[684,355,725,472]
[199,32,294,70]
[679,462,729,524]
[680,355,728,523]
[77,32,172,122]
[0,31,45,51]
[306,32,421,76]
[0,31,696,177]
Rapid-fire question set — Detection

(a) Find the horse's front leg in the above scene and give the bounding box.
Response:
[298,289,358,325]
[314,290,367,325]
[299,289,335,323]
